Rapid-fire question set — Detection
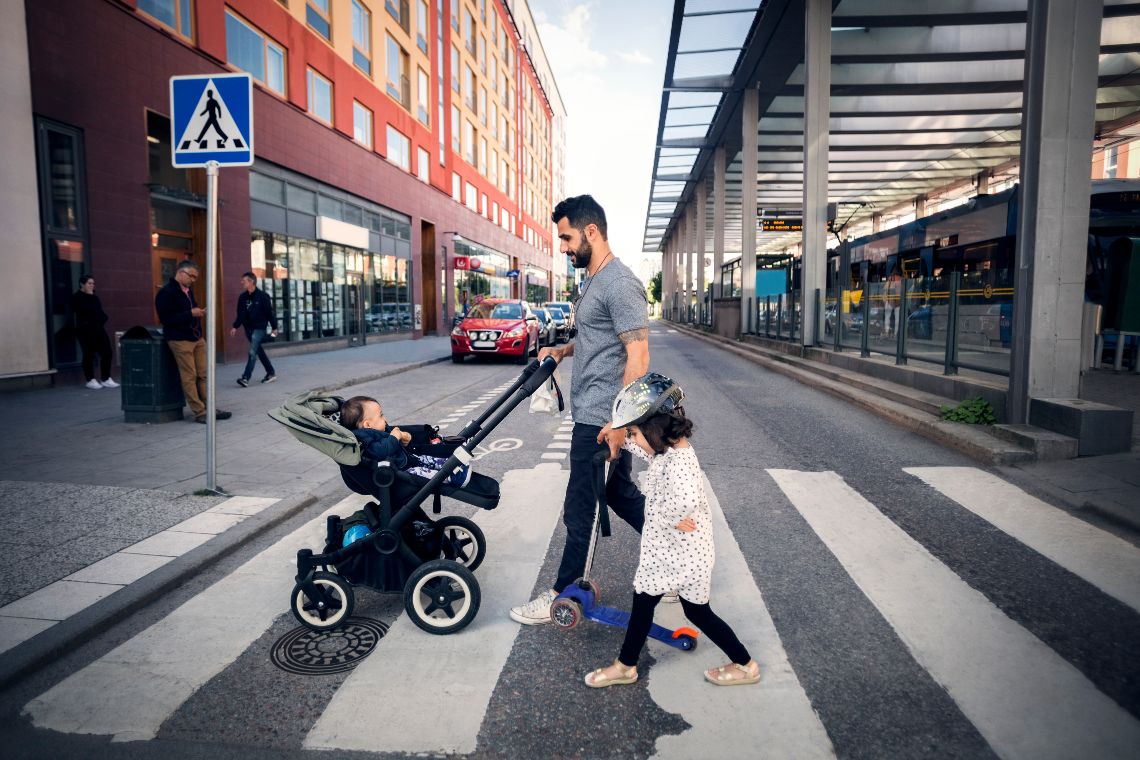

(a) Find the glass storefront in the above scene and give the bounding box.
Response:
[453,240,512,315]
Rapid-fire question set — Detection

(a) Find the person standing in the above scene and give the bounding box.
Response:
[155,260,231,423]
[510,194,650,625]
[229,272,278,387]
[70,275,119,389]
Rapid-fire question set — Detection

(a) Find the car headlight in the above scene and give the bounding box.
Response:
[505,325,525,338]
[451,325,466,336]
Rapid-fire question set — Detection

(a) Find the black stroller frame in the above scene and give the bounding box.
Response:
[285,357,559,635]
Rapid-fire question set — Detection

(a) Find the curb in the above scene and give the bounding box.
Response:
[0,474,346,691]
[666,323,1029,466]
[313,356,451,395]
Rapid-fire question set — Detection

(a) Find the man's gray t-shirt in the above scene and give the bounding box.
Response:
[570,258,648,427]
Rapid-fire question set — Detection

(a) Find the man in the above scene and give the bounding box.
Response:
[510,194,650,625]
[155,260,231,423]
[229,272,279,386]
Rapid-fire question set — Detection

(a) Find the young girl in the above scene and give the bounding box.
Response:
[584,372,760,688]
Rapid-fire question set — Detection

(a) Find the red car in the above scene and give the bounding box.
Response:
[451,298,541,364]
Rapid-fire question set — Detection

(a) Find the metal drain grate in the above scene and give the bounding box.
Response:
[271,617,388,675]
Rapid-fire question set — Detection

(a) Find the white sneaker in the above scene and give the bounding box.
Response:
[509,589,556,625]
[85,379,103,390]
[100,378,120,388]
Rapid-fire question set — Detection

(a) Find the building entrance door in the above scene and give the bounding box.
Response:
[346,273,366,346]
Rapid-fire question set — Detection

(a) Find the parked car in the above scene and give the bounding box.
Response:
[545,302,574,333]
[544,306,569,342]
[532,308,557,347]
[451,298,541,364]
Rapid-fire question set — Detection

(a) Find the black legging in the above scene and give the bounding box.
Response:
[77,329,112,382]
[618,591,751,667]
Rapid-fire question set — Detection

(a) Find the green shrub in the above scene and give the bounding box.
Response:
[939,397,996,425]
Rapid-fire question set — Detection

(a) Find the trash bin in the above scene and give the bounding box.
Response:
[119,326,185,423]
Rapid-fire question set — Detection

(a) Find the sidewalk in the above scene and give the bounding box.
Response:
[0,334,452,685]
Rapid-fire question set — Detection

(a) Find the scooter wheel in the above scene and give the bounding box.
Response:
[550,598,582,630]
[676,633,698,651]
[573,578,599,604]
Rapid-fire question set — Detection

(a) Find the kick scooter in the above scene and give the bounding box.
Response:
[549,451,699,651]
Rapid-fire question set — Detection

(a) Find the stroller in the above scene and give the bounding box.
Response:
[269,357,559,635]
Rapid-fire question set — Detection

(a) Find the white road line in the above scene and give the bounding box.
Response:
[647,476,834,760]
[768,469,1140,760]
[540,452,566,460]
[546,442,572,450]
[905,467,1140,612]
[305,464,567,754]
[23,494,369,742]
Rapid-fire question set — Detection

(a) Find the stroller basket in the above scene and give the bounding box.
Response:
[269,357,559,635]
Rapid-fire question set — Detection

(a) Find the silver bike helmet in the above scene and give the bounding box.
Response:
[611,372,685,429]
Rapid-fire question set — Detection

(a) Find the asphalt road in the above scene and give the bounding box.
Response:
[2,326,1138,760]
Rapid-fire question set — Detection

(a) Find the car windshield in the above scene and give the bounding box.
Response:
[534,309,548,319]
[546,303,570,316]
[469,302,522,320]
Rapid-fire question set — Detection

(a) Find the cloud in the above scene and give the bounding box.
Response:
[619,50,652,65]
[537,3,608,72]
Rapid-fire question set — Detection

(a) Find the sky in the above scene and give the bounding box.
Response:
[530,0,673,279]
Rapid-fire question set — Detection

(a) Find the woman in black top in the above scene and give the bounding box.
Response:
[70,275,118,389]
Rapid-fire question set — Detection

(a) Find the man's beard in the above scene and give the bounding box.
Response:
[569,237,593,269]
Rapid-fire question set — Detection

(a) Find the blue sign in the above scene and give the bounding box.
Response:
[506,269,521,278]
[169,73,253,168]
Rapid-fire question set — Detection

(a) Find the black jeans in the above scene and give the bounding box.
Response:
[241,328,275,380]
[77,329,112,382]
[618,592,751,668]
[553,423,645,593]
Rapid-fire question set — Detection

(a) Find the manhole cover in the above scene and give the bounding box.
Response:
[271,617,388,675]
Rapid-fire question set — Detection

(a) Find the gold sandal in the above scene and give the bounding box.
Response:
[704,660,760,686]
[584,660,638,688]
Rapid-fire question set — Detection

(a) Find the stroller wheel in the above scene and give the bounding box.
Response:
[404,560,481,635]
[436,516,486,571]
[291,571,354,631]
[550,598,582,630]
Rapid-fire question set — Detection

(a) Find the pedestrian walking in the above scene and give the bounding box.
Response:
[510,194,651,625]
[155,260,231,423]
[584,373,760,688]
[69,275,119,389]
[229,272,278,387]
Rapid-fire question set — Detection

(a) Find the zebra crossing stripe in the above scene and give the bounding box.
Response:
[904,467,1140,612]
[23,494,370,741]
[768,469,1140,760]
[304,464,568,754]
[647,475,835,759]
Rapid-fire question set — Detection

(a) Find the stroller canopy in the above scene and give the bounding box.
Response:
[268,392,362,466]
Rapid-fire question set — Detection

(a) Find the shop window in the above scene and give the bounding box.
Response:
[287,184,317,213]
[386,126,411,171]
[307,0,331,40]
[351,0,372,75]
[386,35,410,108]
[139,0,193,39]
[353,101,374,149]
[225,11,286,95]
[307,68,333,124]
[251,173,285,204]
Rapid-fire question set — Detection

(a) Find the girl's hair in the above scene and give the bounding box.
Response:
[636,406,694,454]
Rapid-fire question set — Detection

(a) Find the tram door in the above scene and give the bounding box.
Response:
[346,274,366,347]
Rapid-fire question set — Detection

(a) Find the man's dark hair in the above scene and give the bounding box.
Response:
[242,271,257,282]
[176,260,199,273]
[636,407,694,454]
[340,395,378,430]
[552,195,608,240]
[79,274,93,286]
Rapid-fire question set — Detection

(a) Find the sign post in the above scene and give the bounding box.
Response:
[170,73,254,494]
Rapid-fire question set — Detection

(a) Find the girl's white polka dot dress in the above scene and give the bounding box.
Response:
[626,442,715,603]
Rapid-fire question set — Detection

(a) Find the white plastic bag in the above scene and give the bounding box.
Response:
[529,369,563,414]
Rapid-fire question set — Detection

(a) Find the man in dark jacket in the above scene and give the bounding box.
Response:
[229,272,279,386]
[155,260,231,423]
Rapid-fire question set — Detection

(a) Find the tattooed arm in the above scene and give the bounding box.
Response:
[618,327,650,386]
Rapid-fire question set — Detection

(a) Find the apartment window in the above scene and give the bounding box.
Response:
[478,35,486,73]
[500,157,508,192]
[479,136,487,175]
[416,0,429,53]
[481,193,487,216]
[500,114,507,148]
[465,181,477,211]
[417,68,430,125]
[353,101,373,148]
[463,120,475,164]
[464,66,475,111]
[450,0,458,31]
[452,172,461,201]
[451,105,460,151]
[489,55,497,92]
[386,126,410,171]
[492,200,499,223]
[478,87,487,125]
[490,101,497,138]
[490,149,497,185]
[463,9,474,54]
[139,0,193,38]
[307,68,333,124]
[351,1,371,75]
[1105,145,1119,179]
[451,45,460,92]
[307,0,331,40]
[417,147,430,183]
[386,34,410,108]
[225,11,286,96]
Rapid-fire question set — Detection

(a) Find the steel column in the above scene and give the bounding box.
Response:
[801,0,831,348]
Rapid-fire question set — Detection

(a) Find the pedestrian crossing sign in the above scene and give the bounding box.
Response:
[169,73,254,167]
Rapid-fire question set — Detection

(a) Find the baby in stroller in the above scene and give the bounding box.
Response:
[340,395,473,487]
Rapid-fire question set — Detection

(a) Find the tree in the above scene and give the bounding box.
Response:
[648,270,662,305]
